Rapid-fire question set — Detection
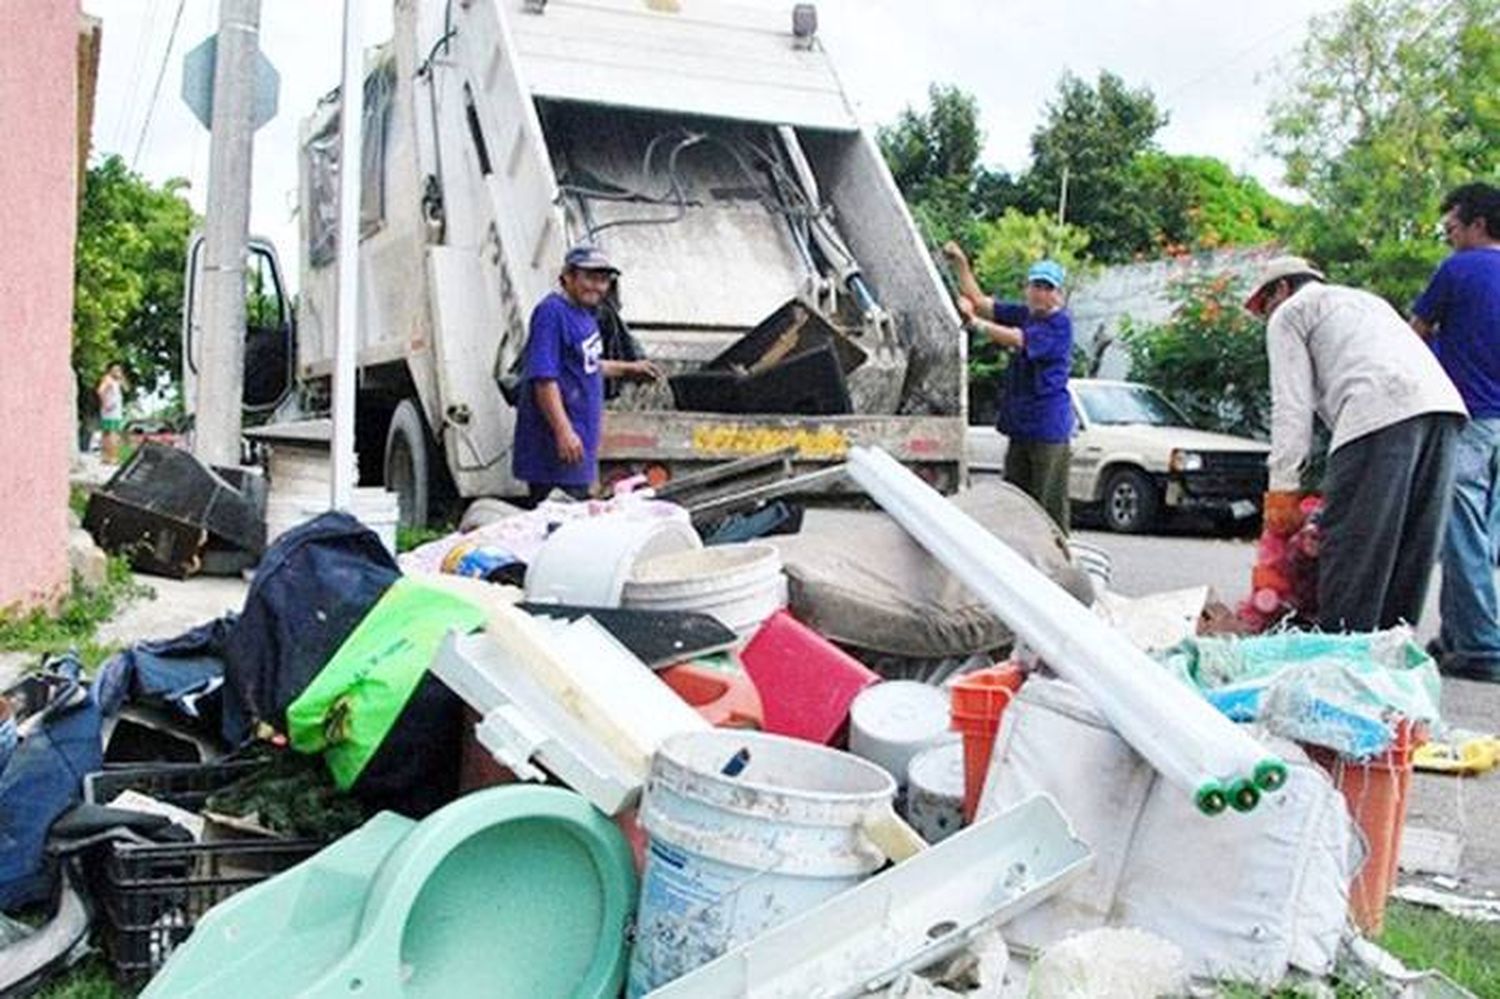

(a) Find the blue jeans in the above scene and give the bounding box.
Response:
[1439,418,1500,676]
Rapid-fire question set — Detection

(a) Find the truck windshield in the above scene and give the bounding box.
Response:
[1078,384,1187,426]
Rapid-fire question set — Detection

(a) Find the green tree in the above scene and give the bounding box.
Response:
[74,155,197,414]
[1129,153,1287,253]
[1268,0,1500,305]
[1020,71,1170,262]
[878,84,1016,246]
[1123,273,1270,438]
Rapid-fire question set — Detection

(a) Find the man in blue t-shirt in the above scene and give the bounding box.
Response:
[945,244,1075,532]
[511,246,660,505]
[1412,182,1500,681]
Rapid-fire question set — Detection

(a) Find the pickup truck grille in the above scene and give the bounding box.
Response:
[1186,451,1268,499]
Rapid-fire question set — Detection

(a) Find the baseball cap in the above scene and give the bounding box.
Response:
[1245,255,1325,313]
[564,244,620,274]
[1027,260,1066,288]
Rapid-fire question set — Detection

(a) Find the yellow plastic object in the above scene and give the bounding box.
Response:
[1413,736,1500,776]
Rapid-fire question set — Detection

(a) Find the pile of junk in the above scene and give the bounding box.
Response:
[0,446,1472,998]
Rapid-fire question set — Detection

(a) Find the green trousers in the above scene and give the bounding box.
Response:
[1004,439,1071,534]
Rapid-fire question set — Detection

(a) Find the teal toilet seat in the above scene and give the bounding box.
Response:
[144,786,637,998]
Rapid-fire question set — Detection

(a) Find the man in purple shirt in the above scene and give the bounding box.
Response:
[511,246,660,505]
[1412,182,1500,681]
[945,244,1075,531]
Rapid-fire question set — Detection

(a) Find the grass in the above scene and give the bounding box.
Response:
[1378,899,1500,995]
[32,958,126,999]
[0,555,152,671]
[69,484,92,521]
[395,522,452,554]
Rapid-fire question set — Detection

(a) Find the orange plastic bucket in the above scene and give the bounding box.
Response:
[659,660,764,730]
[1305,720,1421,935]
[950,664,1026,821]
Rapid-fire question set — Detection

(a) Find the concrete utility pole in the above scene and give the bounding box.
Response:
[193,0,262,468]
[331,0,364,511]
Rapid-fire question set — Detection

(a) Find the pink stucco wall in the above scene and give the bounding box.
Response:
[0,1,80,612]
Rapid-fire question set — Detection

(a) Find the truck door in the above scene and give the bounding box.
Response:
[181,231,296,415]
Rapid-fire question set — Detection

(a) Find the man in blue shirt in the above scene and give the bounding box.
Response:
[1412,182,1500,681]
[945,244,1075,531]
[511,246,660,505]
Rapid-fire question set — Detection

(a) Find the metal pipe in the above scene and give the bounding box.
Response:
[848,447,1283,813]
[331,0,363,511]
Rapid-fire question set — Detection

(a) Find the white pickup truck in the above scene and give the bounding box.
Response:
[967,379,1270,533]
[183,0,967,526]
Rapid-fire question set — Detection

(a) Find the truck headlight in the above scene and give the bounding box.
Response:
[1170,450,1204,473]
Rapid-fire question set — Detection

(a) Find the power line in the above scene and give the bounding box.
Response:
[131,0,189,168]
[113,0,162,152]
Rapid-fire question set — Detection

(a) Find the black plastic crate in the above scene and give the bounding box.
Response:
[84,760,268,811]
[81,761,327,979]
[96,837,324,979]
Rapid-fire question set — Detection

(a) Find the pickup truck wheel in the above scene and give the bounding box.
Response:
[385,399,432,529]
[1102,468,1159,534]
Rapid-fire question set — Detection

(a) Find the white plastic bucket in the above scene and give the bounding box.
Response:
[627,730,897,996]
[848,681,952,788]
[524,516,701,607]
[622,543,787,637]
[265,487,399,556]
[905,739,965,844]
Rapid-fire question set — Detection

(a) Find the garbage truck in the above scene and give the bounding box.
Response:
[184,0,967,526]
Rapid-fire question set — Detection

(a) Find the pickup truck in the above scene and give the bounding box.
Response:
[967,379,1270,533]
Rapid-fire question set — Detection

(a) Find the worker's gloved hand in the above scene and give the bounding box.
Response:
[1262,490,1305,537]
[957,295,977,325]
[941,241,969,269]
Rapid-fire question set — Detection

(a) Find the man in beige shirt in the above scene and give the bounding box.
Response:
[1247,256,1467,632]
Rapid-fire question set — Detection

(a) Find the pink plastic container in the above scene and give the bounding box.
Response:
[740,610,879,744]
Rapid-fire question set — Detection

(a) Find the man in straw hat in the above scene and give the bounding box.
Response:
[1247,255,1466,632]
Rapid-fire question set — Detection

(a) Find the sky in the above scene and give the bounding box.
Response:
[82,0,1349,285]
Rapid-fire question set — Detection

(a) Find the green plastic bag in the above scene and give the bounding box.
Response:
[288,578,486,789]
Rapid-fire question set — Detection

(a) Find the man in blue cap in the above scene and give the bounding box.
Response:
[944,243,1075,531]
[511,245,661,505]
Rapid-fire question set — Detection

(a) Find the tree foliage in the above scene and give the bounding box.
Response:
[1122,273,1270,439]
[1268,0,1500,305]
[1019,71,1171,262]
[74,155,196,412]
[1129,153,1286,254]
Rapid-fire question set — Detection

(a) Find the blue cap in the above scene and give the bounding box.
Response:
[1027,260,1066,288]
[564,244,619,273]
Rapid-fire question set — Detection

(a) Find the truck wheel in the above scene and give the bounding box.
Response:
[1102,468,1159,534]
[385,399,433,529]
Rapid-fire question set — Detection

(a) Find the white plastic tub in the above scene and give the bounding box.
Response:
[623,544,787,637]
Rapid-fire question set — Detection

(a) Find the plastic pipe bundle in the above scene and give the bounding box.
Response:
[848,447,1286,815]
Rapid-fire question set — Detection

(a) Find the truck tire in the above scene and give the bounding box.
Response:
[385,399,434,529]
[1102,467,1159,534]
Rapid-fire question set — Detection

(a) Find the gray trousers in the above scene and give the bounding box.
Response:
[1005,439,1071,534]
[1318,412,1462,633]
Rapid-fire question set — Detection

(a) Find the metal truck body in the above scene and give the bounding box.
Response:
[187,0,966,524]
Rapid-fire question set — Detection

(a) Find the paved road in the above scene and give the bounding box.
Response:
[1076,526,1500,895]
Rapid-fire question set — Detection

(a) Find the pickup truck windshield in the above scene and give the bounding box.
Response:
[1078,384,1187,426]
